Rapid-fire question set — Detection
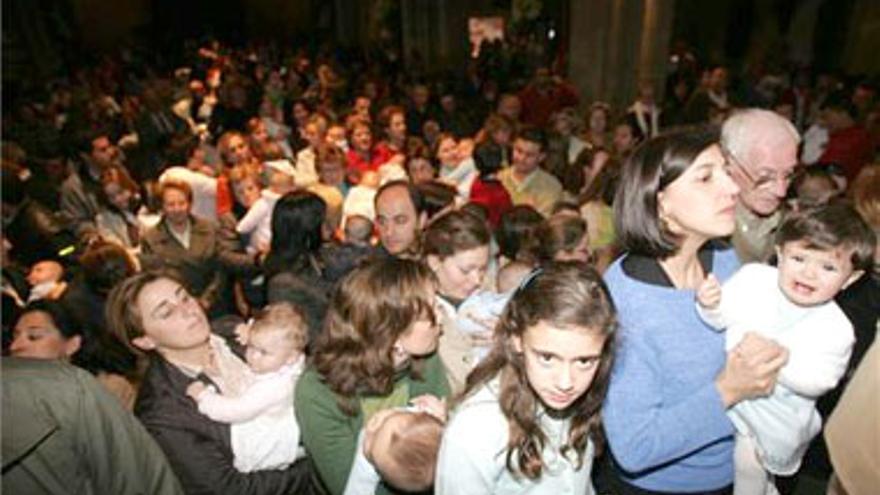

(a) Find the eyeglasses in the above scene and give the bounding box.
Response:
[722,147,796,190]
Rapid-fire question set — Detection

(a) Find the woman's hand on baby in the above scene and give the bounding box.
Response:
[186,381,208,400]
[696,274,721,309]
[716,332,789,407]
[410,394,448,423]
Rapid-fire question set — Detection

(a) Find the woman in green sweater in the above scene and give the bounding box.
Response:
[295,257,451,494]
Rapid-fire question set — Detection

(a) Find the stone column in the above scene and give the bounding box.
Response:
[568,0,676,112]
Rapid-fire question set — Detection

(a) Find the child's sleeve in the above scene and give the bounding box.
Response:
[777,311,855,398]
[342,431,381,495]
[196,376,291,424]
[236,200,267,235]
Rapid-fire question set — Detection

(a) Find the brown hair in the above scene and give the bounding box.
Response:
[462,262,617,479]
[157,178,194,204]
[312,258,437,414]
[380,412,444,492]
[422,209,491,259]
[851,163,880,229]
[775,201,876,271]
[100,166,139,195]
[525,214,588,264]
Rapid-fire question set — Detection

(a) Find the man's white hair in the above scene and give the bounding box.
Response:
[721,108,800,162]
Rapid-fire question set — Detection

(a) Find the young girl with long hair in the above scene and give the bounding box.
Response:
[436,262,617,494]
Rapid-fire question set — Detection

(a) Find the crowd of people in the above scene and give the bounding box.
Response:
[3,35,879,495]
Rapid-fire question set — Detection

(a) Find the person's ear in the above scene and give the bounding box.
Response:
[132,335,157,351]
[418,211,428,230]
[64,335,82,358]
[774,245,784,261]
[841,270,865,291]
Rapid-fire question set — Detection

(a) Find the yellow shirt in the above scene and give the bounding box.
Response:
[499,167,563,218]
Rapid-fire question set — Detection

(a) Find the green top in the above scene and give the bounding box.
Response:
[295,352,450,495]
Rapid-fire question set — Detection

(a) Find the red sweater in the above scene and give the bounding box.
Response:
[345,147,393,184]
[470,178,513,228]
[819,125,874,181]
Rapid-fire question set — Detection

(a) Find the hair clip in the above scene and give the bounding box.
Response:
[516,267,543,294]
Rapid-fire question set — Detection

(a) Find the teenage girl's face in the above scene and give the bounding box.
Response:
[427,245,490,300]
[11,311,80,360]
[513,320,606,411]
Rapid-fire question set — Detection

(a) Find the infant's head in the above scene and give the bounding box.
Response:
[27,260,64,287]
[363,409,444,492]
[774,202,876,307]
[245,303,307,374]
[344,214,374,246]
[496,260,534,293]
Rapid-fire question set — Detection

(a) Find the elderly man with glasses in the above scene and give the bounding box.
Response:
[721,109,801,262]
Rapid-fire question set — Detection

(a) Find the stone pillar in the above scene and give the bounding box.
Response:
[568,0,676,112]
[843,0,880,74]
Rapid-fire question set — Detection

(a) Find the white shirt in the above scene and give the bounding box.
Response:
[295,147,319,187]
[697,263,854,475]
[236,190,281,254]
[196,357,305,472]
[437,378,595,495]
[439,158,478,200]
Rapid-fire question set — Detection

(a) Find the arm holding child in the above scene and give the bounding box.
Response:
[187,373,294,423]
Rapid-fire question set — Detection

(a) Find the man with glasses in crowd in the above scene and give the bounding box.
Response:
[721,109,801,262]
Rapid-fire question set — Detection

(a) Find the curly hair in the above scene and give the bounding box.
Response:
[461,262,617,479]
[312,258,438,415]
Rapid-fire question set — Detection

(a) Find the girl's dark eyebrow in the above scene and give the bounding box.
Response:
[528,345,602,361]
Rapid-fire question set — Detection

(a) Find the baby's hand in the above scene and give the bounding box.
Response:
[410,394,448,423]
[186,381,208,400]
[697,274,722,309]
[234,320,252,346]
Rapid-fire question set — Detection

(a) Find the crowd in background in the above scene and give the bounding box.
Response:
[3,32,879,495]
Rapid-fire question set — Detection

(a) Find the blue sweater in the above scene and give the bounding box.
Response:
[603,248,740,492]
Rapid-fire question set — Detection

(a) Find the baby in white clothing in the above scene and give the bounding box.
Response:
[186,302,308,472]
[344,395,446,495]
[236,160,296,254]
[696,203,875,495]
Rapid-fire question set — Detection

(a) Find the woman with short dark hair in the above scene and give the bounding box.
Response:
[602,127,788,493]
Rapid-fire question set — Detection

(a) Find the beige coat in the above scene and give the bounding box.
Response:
[824,338,879,495]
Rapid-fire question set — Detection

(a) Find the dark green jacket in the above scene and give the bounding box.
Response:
[2,359,183,495]
[295,353,450,495]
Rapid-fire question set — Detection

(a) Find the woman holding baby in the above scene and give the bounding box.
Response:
[295,257,450,495]
[106,270,314,494]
